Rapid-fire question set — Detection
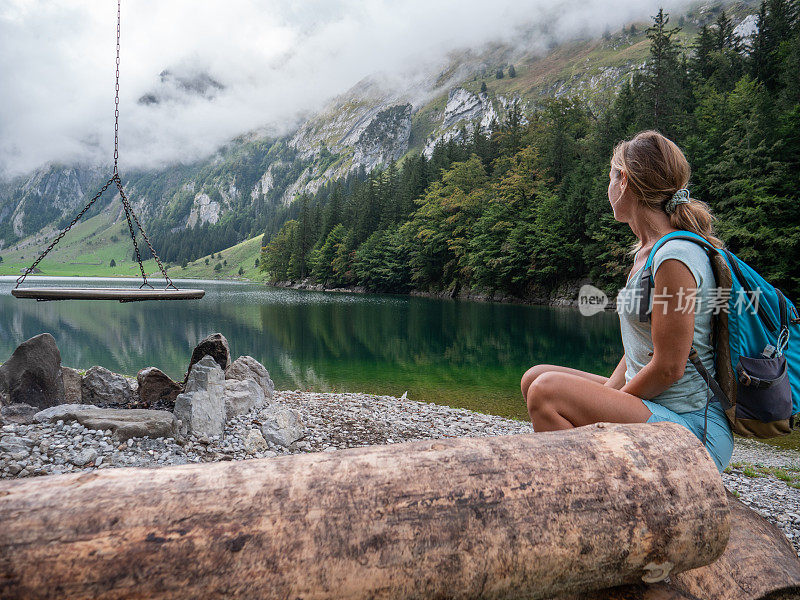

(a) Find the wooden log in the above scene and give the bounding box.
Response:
[0,422,729,600]
[556,492,800,600]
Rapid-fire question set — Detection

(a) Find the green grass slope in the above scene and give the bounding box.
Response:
[165,235,267,282]
[0,202,268,282]
[0,208,159,279]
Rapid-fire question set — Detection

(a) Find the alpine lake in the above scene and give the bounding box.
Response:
[0,276,623,422]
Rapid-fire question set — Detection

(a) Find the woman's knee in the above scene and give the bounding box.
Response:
[521,364,559,398]
[525,371,562,415]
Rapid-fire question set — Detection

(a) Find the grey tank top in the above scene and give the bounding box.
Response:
[616,239,717,413]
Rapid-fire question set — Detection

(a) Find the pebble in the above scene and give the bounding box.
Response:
[2,390,800,558]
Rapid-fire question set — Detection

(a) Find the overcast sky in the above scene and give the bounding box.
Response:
[0,0,694,178]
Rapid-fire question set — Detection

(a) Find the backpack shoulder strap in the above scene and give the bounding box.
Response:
[637,231,719,323]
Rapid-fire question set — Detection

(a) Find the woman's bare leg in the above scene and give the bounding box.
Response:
[526,371,652,431]
[521,364,608,402]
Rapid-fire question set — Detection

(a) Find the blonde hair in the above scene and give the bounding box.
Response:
[610,130,724,254]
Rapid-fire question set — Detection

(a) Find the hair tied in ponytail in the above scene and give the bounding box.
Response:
[665,188,691,214]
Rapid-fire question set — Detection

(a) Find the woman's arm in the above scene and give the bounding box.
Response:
[620,258,697,400]
[604,355,627,389]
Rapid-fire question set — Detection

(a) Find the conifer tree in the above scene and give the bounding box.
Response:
[692,24,716,80]
[480,81,488,93]
[714,10,738,52]
[638,8,690,138]
[508,64,517,77]
[497,98,525,155]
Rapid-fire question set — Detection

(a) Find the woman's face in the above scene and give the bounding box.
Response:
[608,166,630,221]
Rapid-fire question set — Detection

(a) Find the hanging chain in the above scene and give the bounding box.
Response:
[16,0,178,292]
[113,0,121,174]
[15,177,117,287]
[115,178,176,289]
[116,180,149,288]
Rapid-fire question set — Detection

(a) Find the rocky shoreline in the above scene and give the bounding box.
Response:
[2,333,799,560]
[268,277,608,308]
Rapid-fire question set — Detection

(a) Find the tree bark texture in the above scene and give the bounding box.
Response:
[556,491,800,599]
[0,422,730,600]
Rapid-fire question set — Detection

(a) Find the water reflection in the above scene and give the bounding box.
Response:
[0,277,622,419]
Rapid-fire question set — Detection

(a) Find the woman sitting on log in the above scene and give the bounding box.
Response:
[521,130,734,473]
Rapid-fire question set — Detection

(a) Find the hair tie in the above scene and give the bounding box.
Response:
[665,188,690,214]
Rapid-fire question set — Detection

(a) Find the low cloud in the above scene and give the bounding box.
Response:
[0,0,693,177]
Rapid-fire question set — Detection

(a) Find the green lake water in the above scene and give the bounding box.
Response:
[0,277,623,421]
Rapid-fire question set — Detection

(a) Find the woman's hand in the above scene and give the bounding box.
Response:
[604,355,627,389]
[620,258,697,399]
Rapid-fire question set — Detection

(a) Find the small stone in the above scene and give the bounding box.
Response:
[260,407,304,448]
[70,448,99,467]
[244,429,268,454]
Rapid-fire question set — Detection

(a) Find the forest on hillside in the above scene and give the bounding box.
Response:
[262,1,800,301]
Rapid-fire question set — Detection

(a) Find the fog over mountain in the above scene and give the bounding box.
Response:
[0,0,694,177]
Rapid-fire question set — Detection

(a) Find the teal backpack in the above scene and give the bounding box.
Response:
[638,230,800,439]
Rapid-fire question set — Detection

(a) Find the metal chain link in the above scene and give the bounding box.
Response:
[15,177,117,287]
[113,0,121,174]
[115,178,149,287]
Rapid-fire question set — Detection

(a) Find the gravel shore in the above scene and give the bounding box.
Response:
[2,390,798,556]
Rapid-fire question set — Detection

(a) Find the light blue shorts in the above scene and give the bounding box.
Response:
[642,398,734,474]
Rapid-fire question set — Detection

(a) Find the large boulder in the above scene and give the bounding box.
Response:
[137,367,182,410]
[259,405,304,447]
[185,333,231,382]
[81,366,135,407]
[223,379,265,420]
[173,356,225,438]
[33,404,180,442]
[225,356,274,401]
[61,367,83,404]
[0,333,64,409]
[34,404,99,423]
[0,403,39,425]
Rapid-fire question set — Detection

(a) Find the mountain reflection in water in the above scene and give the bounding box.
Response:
[0,277,622,420]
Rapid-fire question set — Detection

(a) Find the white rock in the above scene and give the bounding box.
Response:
[173,356,225,438]
[259,406,304,448]
[70,448,98,467]
[225,356,275,401]
[244,428,269,454]
[223,379,265,420]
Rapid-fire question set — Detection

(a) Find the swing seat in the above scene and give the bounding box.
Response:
[11,287,205,302]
